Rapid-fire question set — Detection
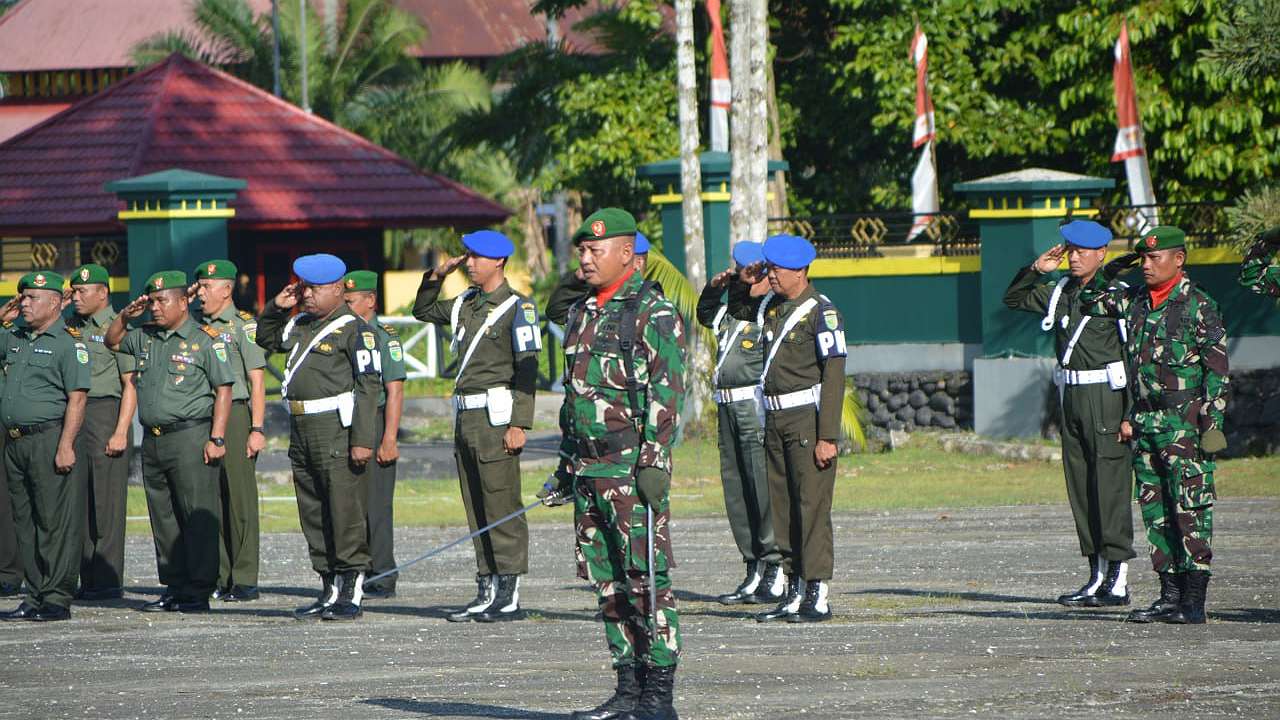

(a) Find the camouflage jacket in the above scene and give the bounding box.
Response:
[1238,237,1280,298]
[1079,274,1229,436]
[557,271,685,481]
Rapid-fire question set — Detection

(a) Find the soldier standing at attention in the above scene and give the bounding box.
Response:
[107,271,235,614]
[696,241,784,605]
[413,231,541,622]
[0,272,90,622]
[1003,221,1135,607]
[728,234,846,624]
[1080,226,1230,625]
[257,254,380,621]
[342,270,406,600]
[560,209,685,720]
[66,264,137,601]
[192,259,267,602]
[1238,226,1280,297]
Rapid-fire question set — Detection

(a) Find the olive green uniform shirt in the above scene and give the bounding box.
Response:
[697,281,766,389]
[0,317,92,427]
[198,304,267,402]
[67,307,136,398]
[373,323,407,407]
[1003,267,1127,371]
[118,318,236,427]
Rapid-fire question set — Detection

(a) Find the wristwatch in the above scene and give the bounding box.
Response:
[250,426,265,435]
[209,436,226,447]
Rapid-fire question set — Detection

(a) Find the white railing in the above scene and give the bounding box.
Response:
[377,315,441,380]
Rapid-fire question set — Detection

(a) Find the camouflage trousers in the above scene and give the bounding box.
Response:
[1133,424,1215,575]
[574,476,681,668]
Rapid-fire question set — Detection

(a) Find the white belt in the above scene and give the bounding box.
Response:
[763,384,821,412]
[288,392,352,416]
[1054,368,1109,386]
[714,386,758,404]
[453,393,488,410]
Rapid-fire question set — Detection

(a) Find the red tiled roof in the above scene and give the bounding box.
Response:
[400,0,638,58]
[0,54,510,235]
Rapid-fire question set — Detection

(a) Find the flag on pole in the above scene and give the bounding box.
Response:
[1112,20,1158,229]
[909,24,939,241]
[707,0,730,153]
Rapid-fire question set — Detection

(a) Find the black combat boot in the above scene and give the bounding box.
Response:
[447,574,495,622]
[1057,554,1104,606]
[621,664,678,720]
[1085,559,1130,607]
[717,561,761,605]
[294,573,338,620]
[1126,572,1183,623]
[570,663,646,720]
[1162,570,1209,625]
[750,562,784,604]
[788,579,832,623]
[756,575,804,622]
[321,571,364,621]
[475,574,524,622]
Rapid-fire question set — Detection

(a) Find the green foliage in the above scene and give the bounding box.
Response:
[1201,0,1280,82]
[1226,185,1280,249]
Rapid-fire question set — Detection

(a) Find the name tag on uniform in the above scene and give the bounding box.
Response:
[91,335,105,343]
[170,353,195,364]
[33,348,53,355]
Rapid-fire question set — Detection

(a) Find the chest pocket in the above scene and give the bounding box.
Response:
[781,324,812,345]
[27,351,55,368]
[1150,302,1198,370]
[169,363,197,386]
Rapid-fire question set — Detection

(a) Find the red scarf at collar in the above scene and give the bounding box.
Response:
[1149,272,1183,308]
[595,266,637,307]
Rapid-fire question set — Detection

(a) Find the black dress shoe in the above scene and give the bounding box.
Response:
[175,599,211,614]
[0,601,38,621]
[77,587,125,602]
[0,581,22,598]
[223,586,260,602]
[140,595,178,613]
[33,604,71,622]
[320,602,362,621]
[210,587,230,601]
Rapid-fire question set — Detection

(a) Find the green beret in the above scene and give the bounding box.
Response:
[145,270,187,294]
[573,208,638,245]
[343,270,378,292]
[194,259,237,281]
[71,263,110,287]
[18,271,64,292]
[1135,226,1186,254]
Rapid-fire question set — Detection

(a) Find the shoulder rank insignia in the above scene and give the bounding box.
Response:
[202,325,220,338]
[237,310,254,321]
[380,323,399,337]
[65,326,83,339]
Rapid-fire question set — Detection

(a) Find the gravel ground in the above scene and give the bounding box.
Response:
[1,498,1277,719]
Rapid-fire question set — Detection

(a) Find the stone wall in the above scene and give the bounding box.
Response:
[853,371,974,433]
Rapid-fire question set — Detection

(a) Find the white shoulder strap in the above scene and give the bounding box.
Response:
[1041,276,1071,331]
[711,304,728,336]
[449,288,479,353]
[281,314,357,397]
[755,290,776,328]
[281,313,304,342]
[760,296,819,385]
[1060,316,1091,367]
[713,318,749,387]
[456,294,521,382]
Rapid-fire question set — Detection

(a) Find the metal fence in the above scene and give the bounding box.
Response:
[767,210,981,259]
[1093,202,1230,249]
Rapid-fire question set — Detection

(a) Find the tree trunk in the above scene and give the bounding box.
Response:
[767,55,789,219]
[676,0,705,290]
[729,0,769,243]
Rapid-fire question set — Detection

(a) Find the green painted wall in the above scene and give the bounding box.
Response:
[814,272,982,345]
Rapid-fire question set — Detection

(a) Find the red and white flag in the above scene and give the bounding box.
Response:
[1112,20,1158,228]
[909,24,938,241]
[706,0,731,153]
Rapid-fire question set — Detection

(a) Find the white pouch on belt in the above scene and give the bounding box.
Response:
[1106,361,1128,391]
[486,387,514,427]
[336,393,355,428]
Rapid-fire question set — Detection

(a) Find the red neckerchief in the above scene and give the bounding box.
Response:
[1149,272,1183,308]
[595,266,637,307]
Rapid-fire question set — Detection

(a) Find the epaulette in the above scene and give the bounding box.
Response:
[1,321,12,330]
[380,323,399,337]
[202,325,220,338]
[65,326,82,339]
[237,310,254,321]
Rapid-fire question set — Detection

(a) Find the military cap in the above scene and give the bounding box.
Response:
[18,271,64,293]
[763,234,817,270]
[634,231,650,254]
[462,230,515,259]
[293,253,347,285]
[144,270,186,294]
[195,259,238,280]
[71,263,110,287]
[573,208,638,244]
[1059,220,1111,249]
[343,270,378,292]
[1135,225,1186,254]
[732,241,764,267]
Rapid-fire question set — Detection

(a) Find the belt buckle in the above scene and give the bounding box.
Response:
[150,426,162,436]
[6,428,19,439]
[289,400,305,415]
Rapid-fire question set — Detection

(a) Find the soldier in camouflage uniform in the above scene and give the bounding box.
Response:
[1079,226,1230,625]
[560,209,684,720]
[545,232,652,326]
[1238,226,1280,298]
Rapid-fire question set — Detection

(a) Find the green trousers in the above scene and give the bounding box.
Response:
[1134,430,1215,574]
[288,412,369,576]
[141,422,220,601]
[6,426,84,610]
[217,402,259,589]
[0,435,23,587]
[76,397,132,592]
[716,400,779,564]
[763,406,836,582]
[1059,383,1136,562]
[454,408,527,576]
[365,407,398,590]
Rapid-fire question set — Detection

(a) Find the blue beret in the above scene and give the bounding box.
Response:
[462,230,515,259]
[1059,220,1112,249]
[634,231,650,254]
[732,241,764,267]
[763,234,816,270]
[293,253,347,284]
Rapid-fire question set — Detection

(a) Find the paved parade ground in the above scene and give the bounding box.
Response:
[2,499,1278,719]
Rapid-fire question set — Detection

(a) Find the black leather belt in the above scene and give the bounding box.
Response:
[5,419,61,439]
[231,399,248,406]
[1133,388,1201,413]
[146,418,210,437]
[576,429,640,460]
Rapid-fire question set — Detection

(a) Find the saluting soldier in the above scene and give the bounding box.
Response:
[728,234,846,624]
[545,232,651,326]
[697,241,783,605]
[1003,221,1136,607]
[412,231,541,622]
[1238,225,1280,298]
[66,263,137,602]
[342,270,406,600]
[1080,226,1230,625]
[559,209,685,720]
[0,272,90,622]
[192,259,267,602]
[107,270,234,614]
[256,254,380,621]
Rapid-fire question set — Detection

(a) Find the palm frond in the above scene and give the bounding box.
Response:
[840,386,867,452]
[130,31,211,68]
